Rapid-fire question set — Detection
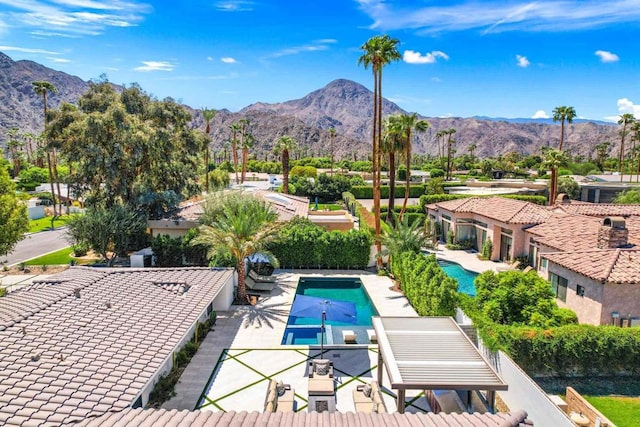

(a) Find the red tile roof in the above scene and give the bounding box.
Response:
[254,190,309,222]
[429,197,552,224]
[555,203,640,217]
[526,214,605,252]
[0,267,233,426]
[77,408,532,427]
[542,249,640,284]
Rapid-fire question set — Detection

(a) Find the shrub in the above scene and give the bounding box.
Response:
[72,243,89,257]
[446,239,474,250]
[429,168,445,178]
[290,165,317,178]
[480,239,493,260]
[352,184,426,199]
[151,234,184,267]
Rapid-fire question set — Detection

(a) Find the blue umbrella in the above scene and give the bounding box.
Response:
[290,295,357,354]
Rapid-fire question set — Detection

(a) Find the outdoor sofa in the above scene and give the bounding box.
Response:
[352,381,387,413]
[264,379,295,412]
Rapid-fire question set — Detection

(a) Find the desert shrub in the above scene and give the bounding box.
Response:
[429,168,445,178]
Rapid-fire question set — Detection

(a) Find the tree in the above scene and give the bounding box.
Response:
[32,80,59,215]
[381,116,403,225]
[594,141,611,172]
[542,148,569,205]
[201,108,217,193]
[380,213,429,268]
[444,128,456,180]
[618,113,636,182]
[0,159,29,256]
[193,191,279,303]
[435,130,447,169]
[397,113,430,219]
[556,175,579,199]
[614,188,640,204]
[468,143,477,164]
[358,34,401,267]
[632,121,640,182]
[241,132,255,184]
[328,128,336,176]
[552,106,576,151]
[273,135,297,194]
[230,122,241,184]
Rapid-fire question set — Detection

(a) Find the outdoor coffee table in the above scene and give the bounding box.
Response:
[307,394,336,413]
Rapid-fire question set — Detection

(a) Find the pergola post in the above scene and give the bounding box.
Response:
[487,390,496,412]
[396,388,406,413]
[377,349,383,385]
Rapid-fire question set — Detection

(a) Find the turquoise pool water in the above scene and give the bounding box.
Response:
[438,260,478,296]
[282,277,378,345]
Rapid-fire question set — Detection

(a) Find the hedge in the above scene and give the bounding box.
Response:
[419,193,548,208]
[269,218,372,269]
[390,251,458,317]
[379,205,424,214]
[351,184,426,199]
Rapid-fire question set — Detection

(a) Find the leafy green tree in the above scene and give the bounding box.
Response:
[201,108,217,193]
[273,135,297,194]
[358,34,401,267]
[614,188,640,204]
[208,168,230,190]
[66,205,147,266]
[0,160,29,256]
[425,177,444,195]
[556,175,579,199]
[194,191,279,302]
[380,213,428,268]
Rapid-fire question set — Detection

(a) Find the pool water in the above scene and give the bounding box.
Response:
[438,260,478,296]
[282,277,378,345]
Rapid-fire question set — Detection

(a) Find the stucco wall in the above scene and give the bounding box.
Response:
[546,263,604,325]
[601,282,640,326]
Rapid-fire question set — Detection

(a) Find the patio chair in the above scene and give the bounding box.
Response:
[342,329,357,344]
[308,359,334,396]
[245,276,276,292]
[352,381,387,413]
[264,379,295,412]
[249,269,277,283]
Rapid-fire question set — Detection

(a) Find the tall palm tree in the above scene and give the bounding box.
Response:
[32,81,59,215]
[201,108,217,193]
[358,34,401,267]
[6,127,22,177]
[631,121,640,182]
[382,116,403,225]
[618,113,636,182]
[328,127,336,176]
[238,118,251,183]
[552,106,577,151]
[435,130,447,169]
[241,132,255,183]
[273,135,297,194]
[543,148,569,205]
[230,122,241,184]
[468,143,477,163]
[445,128,456,180]
[194,192,279,304]
[398,113,430,219]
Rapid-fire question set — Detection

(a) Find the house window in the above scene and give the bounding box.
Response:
[540,258,548,270]
[550,273,568,302]
[576,285,585,297]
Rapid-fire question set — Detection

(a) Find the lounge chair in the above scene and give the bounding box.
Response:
[342,329,357,344]
[367,329,377,343]
[264,379,295,412]
[249,269,276,283]
[308,359,334,396]
[245,276,276,292]
[352,381,387,413]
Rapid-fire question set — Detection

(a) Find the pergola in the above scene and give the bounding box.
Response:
[373,316,508,413]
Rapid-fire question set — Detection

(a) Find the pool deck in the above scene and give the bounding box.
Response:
[163,270,422,413]
[429,243,513,274]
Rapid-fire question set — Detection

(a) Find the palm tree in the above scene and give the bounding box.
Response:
[32,80,59,215]
[381,116,403,225]
[542,148,569,205]
[631,121,640,182]
[552,106,577,151]
[328,128,336,176]
[201,108,217,193]
[6,127,22,177]
[445,128,456,180]
[398,113,430,219]
[358,34,401,267]
[594,141,611,172]
[435,130,447,169]
[380,213,429,276]
[468,143,477,164]
[241,132,255,183]
[194,191,279,303]
[230,122,241,184]
[273,135,297,194]
[618,113,636,182]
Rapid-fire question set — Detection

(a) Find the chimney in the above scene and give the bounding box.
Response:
[556,193,571,205]
[597,217,628,249]
[74,288,81,298]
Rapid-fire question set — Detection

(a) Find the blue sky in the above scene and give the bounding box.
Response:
[1,0,639,122]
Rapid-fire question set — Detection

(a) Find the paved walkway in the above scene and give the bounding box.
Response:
[162,270,425,413]
[0,273,54,293]
[429,243,512,274]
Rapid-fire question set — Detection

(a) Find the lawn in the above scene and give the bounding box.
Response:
[584,395,640,427]
[308,203,344,211]
[24,247,75,266]
[28,215,71,233]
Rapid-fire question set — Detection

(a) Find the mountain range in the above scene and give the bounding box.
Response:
[0,52,621,161]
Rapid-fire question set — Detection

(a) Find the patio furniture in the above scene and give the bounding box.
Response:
[249,269,276,283]
[352,381,387,413]
[342,329,357,344]
[308,359,334,396]
[308,393,337,413]
[264,379,295,412]
[367,329,377,343]
[245,276,276,292]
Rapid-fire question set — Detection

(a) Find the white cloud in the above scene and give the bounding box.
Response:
[133,60,175,72]
[47,56,70,63]
[616,98,640,118]
[355,0,640,34]
[595,50,619,63]
[220,57,237,64]
[516,54,530,68]
[215,1,253,12]
[403,50,449,64]
[157,72,239,81]
[207,56,214,61]
[0,45,60,55]
[532,110,549,119]
[267,40,336,59]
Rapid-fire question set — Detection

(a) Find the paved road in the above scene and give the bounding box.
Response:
[1,227,71,266]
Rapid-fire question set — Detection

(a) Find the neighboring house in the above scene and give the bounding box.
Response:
[577,174,640,203]
[147,199,204,239]
[427,196,640,326]
[0,267,235,426]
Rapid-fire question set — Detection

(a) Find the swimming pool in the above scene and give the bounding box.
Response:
[282,277,378,345]
[438,260,478,296]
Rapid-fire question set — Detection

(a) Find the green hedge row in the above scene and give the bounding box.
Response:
[390,251,457,316]
[419,193,548,207]
[351,184,427,199]
[269,218,372,269]
[379,205,424,214]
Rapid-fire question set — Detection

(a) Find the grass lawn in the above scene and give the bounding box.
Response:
[308,203,343,211]
[24,247,75,266]
[584,395,640,427]
[28,215,71,233]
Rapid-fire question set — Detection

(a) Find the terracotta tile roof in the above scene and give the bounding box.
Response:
[176,200,205,221]
[429,197,552,224]
[0,267,233,426]
[555,203,640,217]
[253,190,309,222]
[77,408,532,426]
[526,214,604,252]
[542,249,640,284]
